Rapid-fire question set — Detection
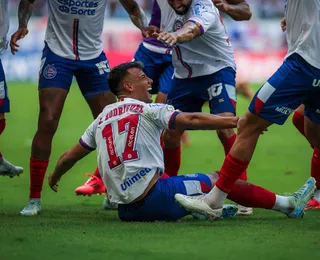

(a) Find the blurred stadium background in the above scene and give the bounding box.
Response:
[2,1,320,260]
[3,0,287,82]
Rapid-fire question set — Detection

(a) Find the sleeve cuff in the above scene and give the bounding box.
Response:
[187,19,205,35]
[168,111,180,129]
[79,138,96,151]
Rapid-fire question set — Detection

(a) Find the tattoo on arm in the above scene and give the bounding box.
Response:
[18,0,35,29]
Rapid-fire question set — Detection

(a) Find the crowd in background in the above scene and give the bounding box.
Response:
[7,0,285,19]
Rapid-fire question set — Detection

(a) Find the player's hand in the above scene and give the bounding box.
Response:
[212,0,230,13]
[10,28,29,55]
[281,17,286,32]
[142,26,160,38]
[48,173,60,193]
[155,32,178,47]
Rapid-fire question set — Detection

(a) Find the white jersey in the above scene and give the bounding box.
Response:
[45,0,108,60]
[81,98,179,204]
[285,0,320,69]
[156,0,236,78]
[0,0,9,54]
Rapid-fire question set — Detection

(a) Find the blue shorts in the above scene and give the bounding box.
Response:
[133,43,173,95]
[118,174,212,222]
[249,53,320,125]
[39,43,110,100]
[0,59,10,113]
[167,67,236,114]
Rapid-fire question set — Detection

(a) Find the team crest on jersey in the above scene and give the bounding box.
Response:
[192,2,208,16]
[173,19,184,32]
[43,64,57,79]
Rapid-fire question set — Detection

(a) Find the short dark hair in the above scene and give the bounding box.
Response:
[107,61,144,96]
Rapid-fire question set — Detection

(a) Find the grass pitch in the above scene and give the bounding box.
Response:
[1,83,319,260]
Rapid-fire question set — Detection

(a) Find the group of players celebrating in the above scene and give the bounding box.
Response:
[0,0,320,221]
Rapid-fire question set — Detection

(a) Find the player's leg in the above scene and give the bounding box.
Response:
[158,63,185,176]
[163,77,204,176]
[206,68,251,215]
[292,104,313,146]
[74,52,116,196]
[176,172,315,219]
[236,81,254,100]
[175,53,313,218]
[304,102,320,210]
[0,59,23,177]
[20,45,73,216]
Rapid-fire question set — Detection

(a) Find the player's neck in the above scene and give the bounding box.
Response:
[118,94,141,103]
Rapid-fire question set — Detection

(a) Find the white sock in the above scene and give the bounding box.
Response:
[272,195,291,214]
[313,189,320,202]
[205,186,228,209]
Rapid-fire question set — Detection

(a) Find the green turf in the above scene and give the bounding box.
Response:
[1,83,319,260]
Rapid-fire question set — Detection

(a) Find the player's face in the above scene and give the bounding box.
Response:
[127,68,153,103]
[168,0,191,15]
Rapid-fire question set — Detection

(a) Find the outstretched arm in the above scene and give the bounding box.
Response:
[119,0,149,33]
[155,22,202,46]
[10,0,36,54]
[173,112,239,130]
[48,143,92,192]
[213,0,252,21]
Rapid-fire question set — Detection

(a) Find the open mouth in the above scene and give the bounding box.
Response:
[147,87,152,91]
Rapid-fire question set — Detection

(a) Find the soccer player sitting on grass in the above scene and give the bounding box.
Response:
[48,62,315,222]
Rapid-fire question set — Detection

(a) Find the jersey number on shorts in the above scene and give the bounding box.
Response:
[102,114,140,169]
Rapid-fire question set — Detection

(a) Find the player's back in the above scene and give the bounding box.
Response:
[45,0,107,60]
[0,0,9,54]
[285,0,320,69]
[94,98,165,204]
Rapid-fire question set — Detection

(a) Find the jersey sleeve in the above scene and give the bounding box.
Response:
[145,103,180,130]
[79,120,97,151]
[187,1,218,34]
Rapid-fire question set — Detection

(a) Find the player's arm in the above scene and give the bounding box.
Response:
[155,22,202,46]
[213,0,252,21]
[155,1,215,46]
[10,0,36,54]
[119,0,149,35]
[173,112,239,130]
[48,144,92,192]
[146,104,238,131]
[49,121,97,192]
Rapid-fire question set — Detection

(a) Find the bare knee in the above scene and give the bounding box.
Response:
[163,129,184,148]
[305,117,320,148]
[215,112,236,142]
[237,111,271,138]
[37,108,61,136]
[217,128,235,142]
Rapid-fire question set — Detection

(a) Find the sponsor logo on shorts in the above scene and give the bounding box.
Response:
[95,60,110,75]
[43,64,57,80]
[185,174,199,178]
[312,79,320,87]
[120,168,152,191]
[275,106,294,116]
[58,0,98,16]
